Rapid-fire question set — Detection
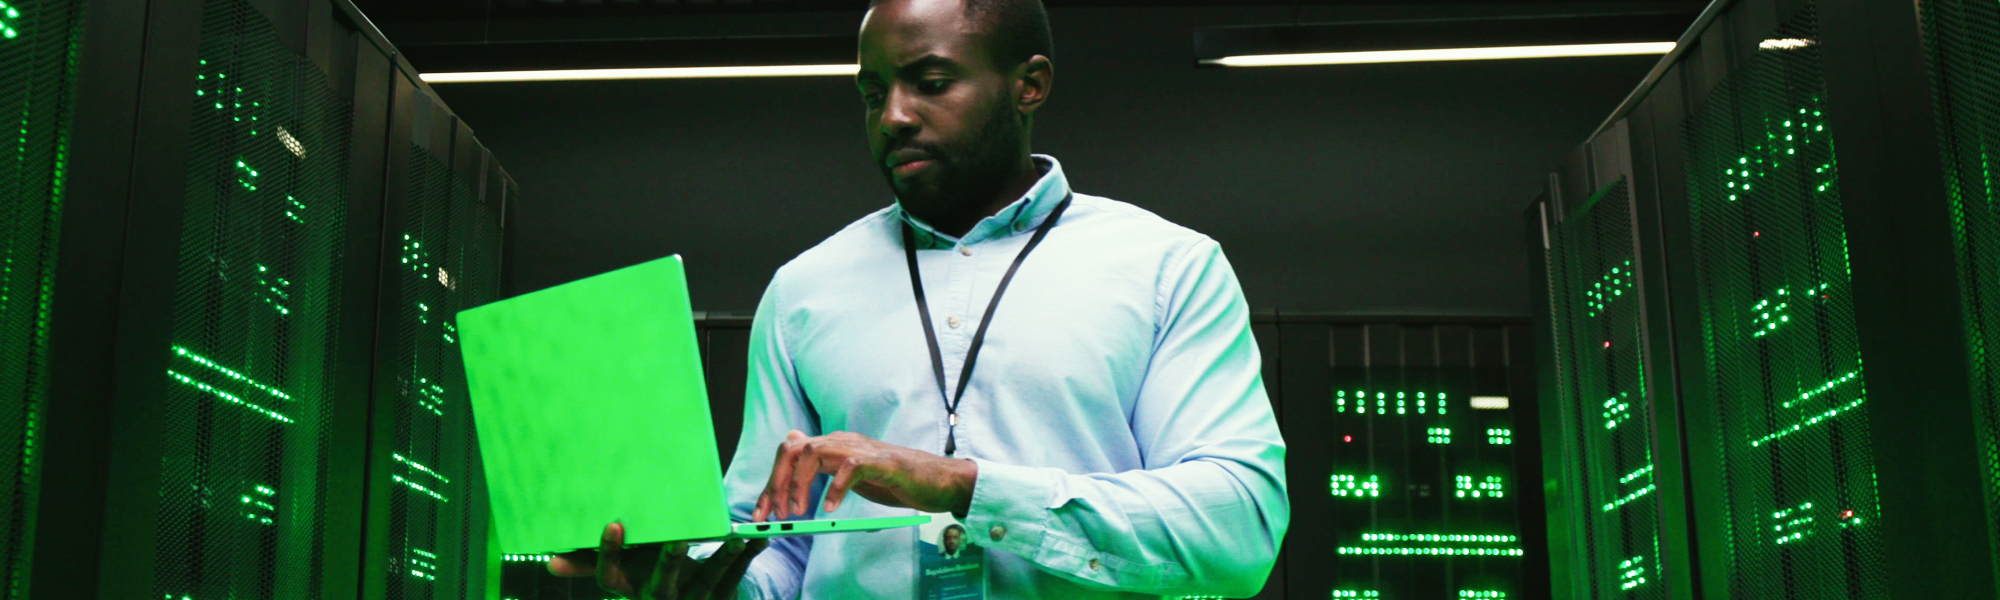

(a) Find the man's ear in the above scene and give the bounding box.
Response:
[1015,55,1053,118]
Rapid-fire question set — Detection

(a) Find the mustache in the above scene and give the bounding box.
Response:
[882,142,947,165]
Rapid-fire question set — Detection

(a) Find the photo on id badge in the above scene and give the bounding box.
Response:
[917,512,985,600]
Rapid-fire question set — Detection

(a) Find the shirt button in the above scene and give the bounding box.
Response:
[947,316,962,329]
[1088,558,1101,572]
[989,525,1007,542]
[959,246,974,257]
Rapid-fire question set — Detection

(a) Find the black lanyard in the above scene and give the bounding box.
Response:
[903,194,1072,456]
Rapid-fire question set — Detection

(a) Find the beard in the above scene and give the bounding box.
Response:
[880,98,1026,221]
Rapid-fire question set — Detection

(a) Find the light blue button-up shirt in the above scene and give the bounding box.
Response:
[723,156,1288,599]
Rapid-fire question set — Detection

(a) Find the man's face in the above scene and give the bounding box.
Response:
[857,0,1025,216]
[942,527,965,553]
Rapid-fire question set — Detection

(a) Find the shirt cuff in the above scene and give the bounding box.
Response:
[962,457,1062,558]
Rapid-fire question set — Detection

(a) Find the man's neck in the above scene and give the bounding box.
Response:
[927,157,1042,239]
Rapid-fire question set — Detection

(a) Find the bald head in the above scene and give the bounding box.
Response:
[868,0,1053,71]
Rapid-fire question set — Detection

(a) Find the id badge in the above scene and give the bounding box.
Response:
[916,512,985,600]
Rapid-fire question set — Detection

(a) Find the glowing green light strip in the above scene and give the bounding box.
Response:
[502,554,555,563]
[1360,533,1516,543]
[1619,465,1652,485]
[393,453,451,483]
[1460,592,1508,599]
[1602,484,1655,512]
[1330,593,1381,599]
[1780,370,1860,409]
[1337,546,1524,556]
[393,474,449,503]
[173,346,293,403]
[1750,397,1866,447]
[168,369,293,423]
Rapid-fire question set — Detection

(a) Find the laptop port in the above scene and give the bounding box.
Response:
[756,524,770,532]
[781,523,794,531]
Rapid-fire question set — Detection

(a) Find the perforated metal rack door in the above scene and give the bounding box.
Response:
[0,0,82,597]
[1682,4,1887,597]
[385,140,500,600]
[1544,179,1663,599]
[153,0,355,598]
[1919,0,2000,583]
[1320,324,1530,599]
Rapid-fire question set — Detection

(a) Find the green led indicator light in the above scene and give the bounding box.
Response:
[1620,555,1648,590]
[1338,546,1525,557]
[1774,501,1815,545]
[1455,475,1504,499]
[1330,592,1381,599]
[1586,259,1635,317]
[503,554,556,563]
[1361,533,1516,543]
[1333,388,1447,416]
[1330,473,1381,498]
[1487,428,1512,445]
[1750,396,1866,447]
[1460,592,1508,599]
[1602,483,1655,512]
[0,1,19,38]
[1602,393,1631,429]
[1619,464,1653,485]
[1782,369,1860,409]
[1427,427,1452,444]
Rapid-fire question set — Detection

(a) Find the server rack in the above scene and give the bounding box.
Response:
[1276,316,1544,600]
[16,1,515,600]
[1530,0,2000,597]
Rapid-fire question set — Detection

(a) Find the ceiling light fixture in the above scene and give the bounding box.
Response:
[1202,41,1676,68]
[421,64,860,83]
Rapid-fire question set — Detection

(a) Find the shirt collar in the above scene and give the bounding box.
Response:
[897,155,1071,248]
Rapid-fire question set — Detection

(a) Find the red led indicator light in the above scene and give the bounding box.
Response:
[1603,341,1613,349]
[1753,231,1761,237]
[1343,435,1354,443]
[1841,509,1855,519]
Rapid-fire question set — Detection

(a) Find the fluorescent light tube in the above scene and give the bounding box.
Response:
[421,64,861,83]
[1203,41,1675,67]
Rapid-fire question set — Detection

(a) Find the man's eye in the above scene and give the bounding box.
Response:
[862,92,886,108]
[918,79,952,94]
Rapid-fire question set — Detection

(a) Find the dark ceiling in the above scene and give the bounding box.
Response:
[351,0,1705,25]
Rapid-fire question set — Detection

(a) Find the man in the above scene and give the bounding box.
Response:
[940,525,967,560]
[553,0,1288,597]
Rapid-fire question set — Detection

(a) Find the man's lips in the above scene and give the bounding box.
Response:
[892,159,936,177]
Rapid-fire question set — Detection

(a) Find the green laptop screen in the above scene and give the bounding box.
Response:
[458,255,732,553]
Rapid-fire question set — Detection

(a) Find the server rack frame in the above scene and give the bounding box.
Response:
[25,1,514,599]
[1532,0,2000,597]
[30,1,395,600]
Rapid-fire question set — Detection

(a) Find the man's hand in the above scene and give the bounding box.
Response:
[754,430,978,520]
[547,522,767,600]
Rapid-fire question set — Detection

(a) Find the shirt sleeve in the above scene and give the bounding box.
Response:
[722,275,823,600]
[959,239,1291,598]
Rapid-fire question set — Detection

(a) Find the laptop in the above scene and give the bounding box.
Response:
[458,255,928,554]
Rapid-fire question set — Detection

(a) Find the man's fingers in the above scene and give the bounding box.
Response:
[714,540,768,600]
[690,538,748,596]
[595,522,628,595]
[823,458,863,514]
[548,550,598,577]
[642,541,689,600]
[776,438,816,516]
[764,431,807,520]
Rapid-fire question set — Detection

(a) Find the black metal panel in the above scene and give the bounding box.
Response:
[151,0,359,598]
[375,79,503,600]
[1919,0,2000,589]
[1281,319,1539,599]
[1680,4,1886,597]
[0,0,86,595]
